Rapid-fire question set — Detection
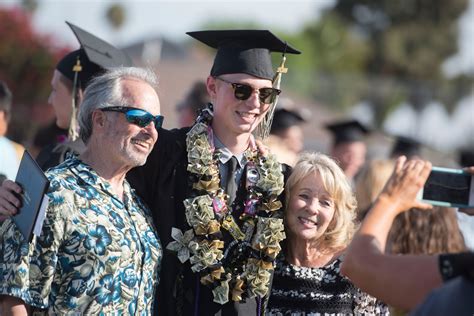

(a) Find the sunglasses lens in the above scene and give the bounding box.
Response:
[259,88,280,104]
[258,88,274,104]
[223,78,280,104]
[233,84,253,101]
[126,109,153,127]
[155,115,164,129]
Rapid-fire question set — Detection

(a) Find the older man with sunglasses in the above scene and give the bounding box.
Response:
[125,30,301,316]
[0,67,162,315]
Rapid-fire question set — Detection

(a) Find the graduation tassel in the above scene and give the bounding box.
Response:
[68,58,82,141]
[256,47,288,140]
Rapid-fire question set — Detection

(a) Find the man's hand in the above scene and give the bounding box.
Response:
[0,295,29,315]
[376,156,433,215]
[341,157,442,310]
[254,138,269,157]
[0,180,22,221]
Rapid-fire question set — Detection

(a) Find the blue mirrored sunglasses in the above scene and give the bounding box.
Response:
[101,106,164,129]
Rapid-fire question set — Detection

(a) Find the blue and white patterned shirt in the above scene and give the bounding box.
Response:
[0,156,162,315]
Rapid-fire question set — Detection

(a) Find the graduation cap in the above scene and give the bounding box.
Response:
[56,49,102,89]
[56,22,133,141]
[390,136,422,158]
[326,120,370,145]
[270,108,305,134]
[56,22,133,89]
[186,30,301,80]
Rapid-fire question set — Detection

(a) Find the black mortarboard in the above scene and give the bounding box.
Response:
[270,109,305,134]
[326,120,370,145]
[56,22,133,88]
[390,136,422,158]
[186,30,301,80]
[56,49,102,88]
[56,22,133,141]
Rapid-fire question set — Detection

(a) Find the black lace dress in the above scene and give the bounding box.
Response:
[267,256,389,315]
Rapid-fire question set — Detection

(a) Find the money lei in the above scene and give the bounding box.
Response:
[166,105,286,304]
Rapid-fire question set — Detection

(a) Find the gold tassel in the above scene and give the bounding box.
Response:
[68,58,82,141]
[256,54,287,140]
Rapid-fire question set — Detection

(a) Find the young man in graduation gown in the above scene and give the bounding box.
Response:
[36,22,133,170]
[127,30,300,315]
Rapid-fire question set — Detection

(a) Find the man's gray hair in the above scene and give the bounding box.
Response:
[78,67,158,143]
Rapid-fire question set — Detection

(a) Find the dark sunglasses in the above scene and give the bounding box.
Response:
[100,106,164,129]
[216,77,281,104]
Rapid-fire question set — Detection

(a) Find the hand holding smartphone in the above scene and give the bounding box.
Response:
[418,166,474,208]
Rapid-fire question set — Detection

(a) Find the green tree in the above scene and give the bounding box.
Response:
[328,0,471,124]
[285,13,372,112]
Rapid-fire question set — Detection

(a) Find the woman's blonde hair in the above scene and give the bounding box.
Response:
[285,152,358,252]
[355,159,395,220]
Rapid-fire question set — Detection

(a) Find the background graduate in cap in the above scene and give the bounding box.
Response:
[265,107,306,166]
[127,29,300,316]
[35,22,132,170]
[270,108,306,153]
[390,135,422,159]
[326,119,370,182]
[175,80,210,127]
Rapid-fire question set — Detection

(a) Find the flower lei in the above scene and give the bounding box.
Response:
[167,105,286,305]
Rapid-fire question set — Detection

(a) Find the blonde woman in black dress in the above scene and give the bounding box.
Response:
[267,152,389,315]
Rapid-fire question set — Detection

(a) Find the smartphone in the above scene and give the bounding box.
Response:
[418,166,474,208]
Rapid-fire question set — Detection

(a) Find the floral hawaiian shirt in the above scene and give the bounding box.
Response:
[0,156,162,315]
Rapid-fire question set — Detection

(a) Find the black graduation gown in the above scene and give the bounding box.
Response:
[36,140,86,171]
[128,127,189,315]
[127,127,291,316]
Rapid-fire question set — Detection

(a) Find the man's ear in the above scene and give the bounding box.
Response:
[91,109,107,130]
[206,75,217,100]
